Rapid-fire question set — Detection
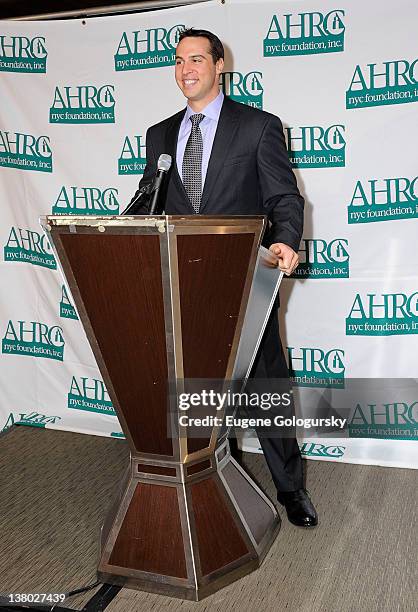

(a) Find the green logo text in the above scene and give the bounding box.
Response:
[292,238,349,278]
[52,185,119,215]
[2,411,61,432]
[0,130,52,172]
[300,442,345,458]
[114,25,184,71]
[220,71,263,109]
[2,320,65,361]
[349,402,418,440]
[264,10,345,57]
[0,35,47,72]
[50,85,115,123]
[68,376,115,415]
[118,135,147,174]
[346,59,418,109]
[4,226,56,269]
[348,176,418,223]
[285,124,345,168]
[60,285,78,320]
[346,293,418,336]
[288,346,345,388]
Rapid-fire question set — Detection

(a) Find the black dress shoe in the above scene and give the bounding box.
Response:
[277,489,318,527]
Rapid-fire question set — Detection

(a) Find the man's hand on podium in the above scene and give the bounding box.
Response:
[269,243,299,276]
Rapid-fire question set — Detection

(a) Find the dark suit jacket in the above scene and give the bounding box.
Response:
[132,96,304,251]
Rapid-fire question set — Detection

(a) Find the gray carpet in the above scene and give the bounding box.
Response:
[0,425,416,612]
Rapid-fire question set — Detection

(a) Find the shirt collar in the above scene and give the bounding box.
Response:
[185,91,224,122]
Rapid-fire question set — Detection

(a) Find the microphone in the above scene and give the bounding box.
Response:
[148,153,172,215]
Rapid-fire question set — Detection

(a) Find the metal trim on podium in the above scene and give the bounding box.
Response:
[40,214,283,601]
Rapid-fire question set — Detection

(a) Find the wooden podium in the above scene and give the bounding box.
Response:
[41,215,281,601]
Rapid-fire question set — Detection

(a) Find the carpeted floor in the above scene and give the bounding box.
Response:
[0,425,416,612]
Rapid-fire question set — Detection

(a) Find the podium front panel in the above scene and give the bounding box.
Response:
[177,232,254,379]
[43,218,174,457]
[167,218,263,459]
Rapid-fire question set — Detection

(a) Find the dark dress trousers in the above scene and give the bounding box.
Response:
[133,96,304,491]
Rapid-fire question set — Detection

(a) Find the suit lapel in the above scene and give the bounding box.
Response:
[165,109,196,213]
[199,98,240,213]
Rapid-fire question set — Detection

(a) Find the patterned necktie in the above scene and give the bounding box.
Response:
[182,113,204,213]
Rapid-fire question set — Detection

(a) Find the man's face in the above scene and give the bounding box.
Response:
[175,36,224,109]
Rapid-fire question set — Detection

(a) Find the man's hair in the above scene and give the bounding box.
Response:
[178,28,224,63]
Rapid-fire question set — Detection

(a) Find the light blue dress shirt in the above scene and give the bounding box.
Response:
[176,91,224,189]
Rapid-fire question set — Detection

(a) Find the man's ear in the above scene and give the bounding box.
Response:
[216,58,224,75]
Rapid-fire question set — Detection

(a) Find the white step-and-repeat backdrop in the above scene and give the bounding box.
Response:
[1,0,417,468]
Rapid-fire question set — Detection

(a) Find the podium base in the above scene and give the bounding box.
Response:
[98,441,280,601]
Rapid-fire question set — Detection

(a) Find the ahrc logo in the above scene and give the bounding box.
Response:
[68,376,115,415]
[2,411,61,432]
[118,135,147,175]
[292,238,349,278]
[52,186,119,215]
[219,71,263,109]
[0,130,52,172]
[348,175,418,224]
[60,285,78,320]
[264,10,345,57]
[4,226,56,269]
[288,346,345,388]
[114,25,184,71]
[346,293,418,336]
[285,124,345,168]
[300,442,345,458]
[2,320,65,361]
[346,58,418,109]
[0,35,47,72]
[49,85,116,123]
[349,402,418,440]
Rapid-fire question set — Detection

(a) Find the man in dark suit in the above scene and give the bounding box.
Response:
[131,28,317,527]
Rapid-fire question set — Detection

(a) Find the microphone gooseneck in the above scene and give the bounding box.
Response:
[121,183,152,215]
[121,153,172,216]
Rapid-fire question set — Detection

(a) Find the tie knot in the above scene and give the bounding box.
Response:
[190,113,204,127]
